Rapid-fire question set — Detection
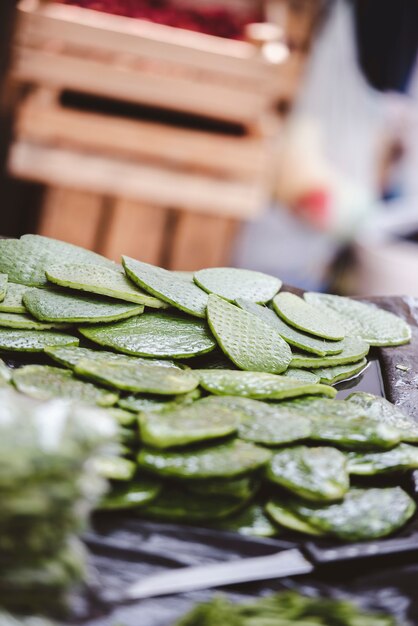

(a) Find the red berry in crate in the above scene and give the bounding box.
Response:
[57,0,260,39]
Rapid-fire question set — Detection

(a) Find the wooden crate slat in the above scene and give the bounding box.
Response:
[38,186,104,250]
[9,141,266,218]
[14,46,269,124]
[16,90,267,180]
[99,198,167,265]
[17,1,280,86]
[272,50,305,104]
[168,212,239,270]
[267,0,321,49]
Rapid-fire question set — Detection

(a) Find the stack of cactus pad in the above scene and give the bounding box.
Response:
[0,235,416,542]
[0,388,115,615]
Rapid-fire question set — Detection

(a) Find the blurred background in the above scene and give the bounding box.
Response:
[0,0,417,296]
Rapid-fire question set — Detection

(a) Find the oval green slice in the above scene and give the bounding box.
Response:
[210,396,312,446]
[288,487,416,541]
[23,288,144,324]
[266,446,349,502]
[347,444,418,475]
[0,282,27,313]
[304,292,412,347]
[194,267,281,304]
[118,389,200,413]
[283,369,320,384]
[198,369,336,400]
[12,365,118,406]
[315,358,368,385]
[94,456,136,481]
[290,337,369,369]
[138,439,272,480]
[0,234,115,287]
[75,358,199,395]
[0,311,71,331]
[273,292,345,341]
[345,392,418,442]
[212,504,279,537]
[79,312,216,359]
[207,294,292,374]
[104,406,137,427]
[278,396,366,419]
[139,397,240,449]
[237,299,344,356]
[45,345,179,371]
[123,256,208,318]
[0,328,79,352]
[140,486,246,522]
[99,478,162,510]
[276,396,401,450]
[0,274,7,301]
[185,476,257,500]
[119,394,172,413]
[313,417,401,450]
[46,263,166,308]
[265,499,324,536]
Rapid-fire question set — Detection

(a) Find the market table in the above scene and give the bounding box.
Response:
[46,292,417,626]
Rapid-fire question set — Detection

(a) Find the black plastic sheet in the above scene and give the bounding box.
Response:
[74,512,418,626]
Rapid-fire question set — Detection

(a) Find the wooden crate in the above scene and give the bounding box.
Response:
[8,0,305,268]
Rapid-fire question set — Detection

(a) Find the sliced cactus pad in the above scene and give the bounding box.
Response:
[206,294,292,374]
[194,267,281,303]
[79,312,216,358]
[23,288,143,324]
[46,263,166,308]
[304,292,411,346]
[123,256,208,317]
[273,292,345,341]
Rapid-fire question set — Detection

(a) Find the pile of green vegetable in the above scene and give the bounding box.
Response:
[0,235,416,542]
[0,388,115,615]
[175,591,401,626]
